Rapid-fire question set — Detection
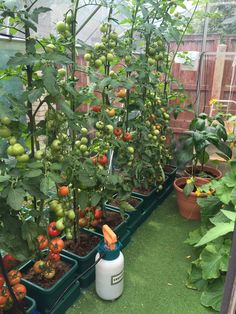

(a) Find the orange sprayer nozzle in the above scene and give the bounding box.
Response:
[102,224,117,251]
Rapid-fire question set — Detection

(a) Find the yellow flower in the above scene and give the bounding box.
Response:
[209,98,218,106]
[195,190,201,197]
[186,179,193,184]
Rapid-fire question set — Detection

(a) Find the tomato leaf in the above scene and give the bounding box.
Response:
[7,187,25,210]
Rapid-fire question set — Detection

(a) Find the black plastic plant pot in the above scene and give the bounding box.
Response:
[25,296,36,314]
[62,229,103,275]
[164,165,177,186]
[20,254,78,314]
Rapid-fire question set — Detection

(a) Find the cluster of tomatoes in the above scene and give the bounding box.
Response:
[84,23,118,69]
[78,206,103,229]
[35,234,65,279]
[0,255,26,311]
[0,117,31,163]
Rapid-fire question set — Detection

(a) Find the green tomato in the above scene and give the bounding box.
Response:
[56,218,65,231]
[67,209,76,220]
[16,154,29,162]
[127,146,134,154]
[95,131,102,138]
[125,55,131,63]
[109,41,116,48]
[153,135,157,141]
[109,71,117,78]
[65,14,72,24]
[80,137,88,145]
[9,136,17,145]
[94,43,102,50]
[95,59,102,68]
[12,143,24,156]
[105,124,113,134]
[84,53,92,61]
[129,154,134,161]
[49,200,60,211]
[51,139,61,151]
[79,144,88,152]
[81,127,88,135]
[107,53,114,62]
[148,57,156,65]
[96,121,104,129]
[35,150,44,160]
[7,145,15,156]
[56,21,67,34]
[58,68,66,77]
[110,32,118,40]
[75,140,81,148]
[55,206,65,217]
[66,232,73,240]
[99,55,106,63]
[0,126,11,138]
[100,24,108,33]
[153,129,160,136]
[0,117,11,125]
[45,44,56,53]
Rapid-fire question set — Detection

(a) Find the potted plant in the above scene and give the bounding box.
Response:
[178,113,232,180]
[185,159,236,311]
[173,176,210,220]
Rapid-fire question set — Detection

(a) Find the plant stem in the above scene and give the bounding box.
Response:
[71,0,80,243]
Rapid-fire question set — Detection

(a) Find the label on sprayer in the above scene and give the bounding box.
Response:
[111,270,124,285]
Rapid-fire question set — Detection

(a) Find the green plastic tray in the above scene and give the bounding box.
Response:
[46,280,80,314]
[21,254,78,313]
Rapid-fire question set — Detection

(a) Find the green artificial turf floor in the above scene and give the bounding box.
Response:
[66,192,213,314]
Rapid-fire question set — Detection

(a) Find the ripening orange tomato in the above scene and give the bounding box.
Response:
[58,186,69,197]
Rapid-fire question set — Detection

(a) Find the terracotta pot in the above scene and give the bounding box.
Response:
[173,177,209,220]
[184,165,222,180]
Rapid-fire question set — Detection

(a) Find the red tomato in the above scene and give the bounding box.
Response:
[48,252,61,262]
[90,219,99,227]
[79,209,86,218]
[97,155,108,166]
[123,132,132,141]
[48,222,61,237]
[94,208,102,220]
[0,287,9,308]
[78,217,88,228]
[37,235,49,250]
[58,186,70,197]
[91,105,102,112]
[113,127,122,137]
[2,254,18,271]
[12,284,27,301]
[7,270,22,286]
[49,238,65,254]
[0,274,5,288]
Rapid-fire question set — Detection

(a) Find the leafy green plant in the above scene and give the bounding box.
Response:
[185,160,236,311]
[178,113,232,176]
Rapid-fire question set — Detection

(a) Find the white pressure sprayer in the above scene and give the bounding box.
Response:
[95,224,124,300]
